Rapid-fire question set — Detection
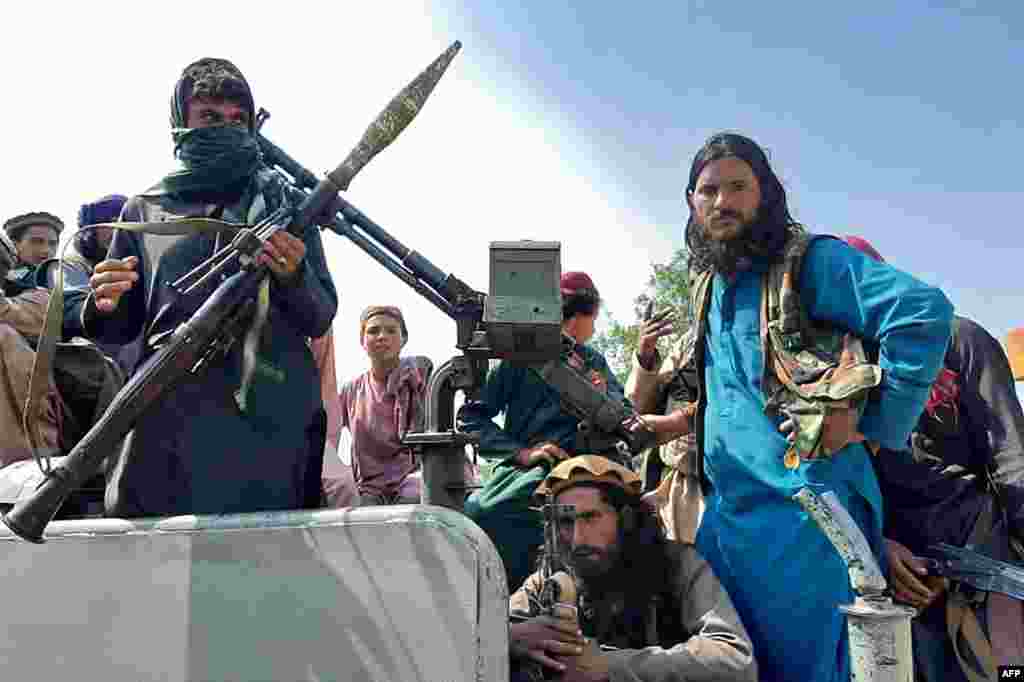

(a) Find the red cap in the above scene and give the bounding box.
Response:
[841,235,885,263]
[560,271,599,298]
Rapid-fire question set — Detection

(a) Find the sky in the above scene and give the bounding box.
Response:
[2,1,1022,407]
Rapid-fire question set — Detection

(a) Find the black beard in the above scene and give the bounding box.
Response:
[687,216,790,278]
[568,544,623,588]
[693,221,757,278]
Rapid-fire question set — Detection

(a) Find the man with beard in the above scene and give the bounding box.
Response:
[508,455,756,682]
[64,58,337,517]
[626,132,953,681]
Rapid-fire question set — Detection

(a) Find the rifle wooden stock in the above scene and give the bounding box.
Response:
[2,42,464,543]
[2,270,265,542]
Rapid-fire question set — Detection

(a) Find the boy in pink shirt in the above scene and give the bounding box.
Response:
[340,306,429,505]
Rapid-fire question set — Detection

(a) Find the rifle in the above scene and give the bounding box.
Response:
[532,335,657,465]
[257,119,658,503]
[1,42,463,543]
[923,543,1024,601]
[510,498,579,682]
[5,35,657,537]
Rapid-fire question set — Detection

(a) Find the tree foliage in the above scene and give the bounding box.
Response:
[591,249,692,384]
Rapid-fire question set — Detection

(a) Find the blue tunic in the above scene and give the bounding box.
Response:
[695,238,953,682]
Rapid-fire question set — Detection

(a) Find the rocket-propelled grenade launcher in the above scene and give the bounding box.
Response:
[2,42,465,543]
[3,38,656,540]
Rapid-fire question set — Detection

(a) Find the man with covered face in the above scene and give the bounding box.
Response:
[63,58,337,517]
[508,455,756,682]
[626,132,954,681]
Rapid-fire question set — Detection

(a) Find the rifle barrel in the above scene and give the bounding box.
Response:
[260,134,461,306]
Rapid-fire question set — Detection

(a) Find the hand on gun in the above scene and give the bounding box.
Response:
[560,638,612,682]
[257,231,306,282]
[509,604,585,674]
[886,538,945,610]
[518,442,570,468]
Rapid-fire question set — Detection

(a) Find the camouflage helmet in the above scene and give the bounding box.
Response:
[0,230,18,272]
[536,455,642,498]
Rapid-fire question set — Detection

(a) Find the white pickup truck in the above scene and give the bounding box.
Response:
[0,505,509,682]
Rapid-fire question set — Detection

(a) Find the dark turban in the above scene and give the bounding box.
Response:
[3,211,63,242]
[171,57,255,131]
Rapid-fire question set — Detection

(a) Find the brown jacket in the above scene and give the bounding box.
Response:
[0,286,63,466]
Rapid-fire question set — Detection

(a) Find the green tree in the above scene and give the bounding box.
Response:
[591,248,692,385]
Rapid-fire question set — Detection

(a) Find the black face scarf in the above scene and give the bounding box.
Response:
[145,125,262,198]
[145,58,261,199]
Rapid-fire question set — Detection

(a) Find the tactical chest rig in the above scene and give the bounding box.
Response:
[684,230,883,480]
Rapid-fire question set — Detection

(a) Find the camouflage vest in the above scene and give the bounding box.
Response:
[687,231,883,469]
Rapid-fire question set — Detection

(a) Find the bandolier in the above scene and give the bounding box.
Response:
[682,228,884,485]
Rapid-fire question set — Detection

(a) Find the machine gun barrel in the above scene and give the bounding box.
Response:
[2,41,464,543]
[279,184,455,318]
[255,42,473,313]
[260,135,471,314]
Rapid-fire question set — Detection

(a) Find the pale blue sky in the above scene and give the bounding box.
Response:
[437,1,1023,342]
[2,1,1020,398]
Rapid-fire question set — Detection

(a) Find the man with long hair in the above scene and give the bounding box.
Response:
[64,58,337,517]
[629,132,954,680]
[508,455,755,681]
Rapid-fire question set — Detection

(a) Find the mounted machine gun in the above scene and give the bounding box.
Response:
[3,40,655,543]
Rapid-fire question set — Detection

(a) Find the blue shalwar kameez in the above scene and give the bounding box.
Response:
[695,238,953,681]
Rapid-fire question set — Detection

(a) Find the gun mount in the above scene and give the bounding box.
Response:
[257,118,650,509]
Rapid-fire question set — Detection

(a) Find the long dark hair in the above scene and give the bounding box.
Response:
[557,483,676,646]
[684,132,800,275]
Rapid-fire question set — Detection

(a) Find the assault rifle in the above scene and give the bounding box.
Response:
[4,37,656,540]
[510,498,579,681]
[533,335,657,466]
[2,42,463,543]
